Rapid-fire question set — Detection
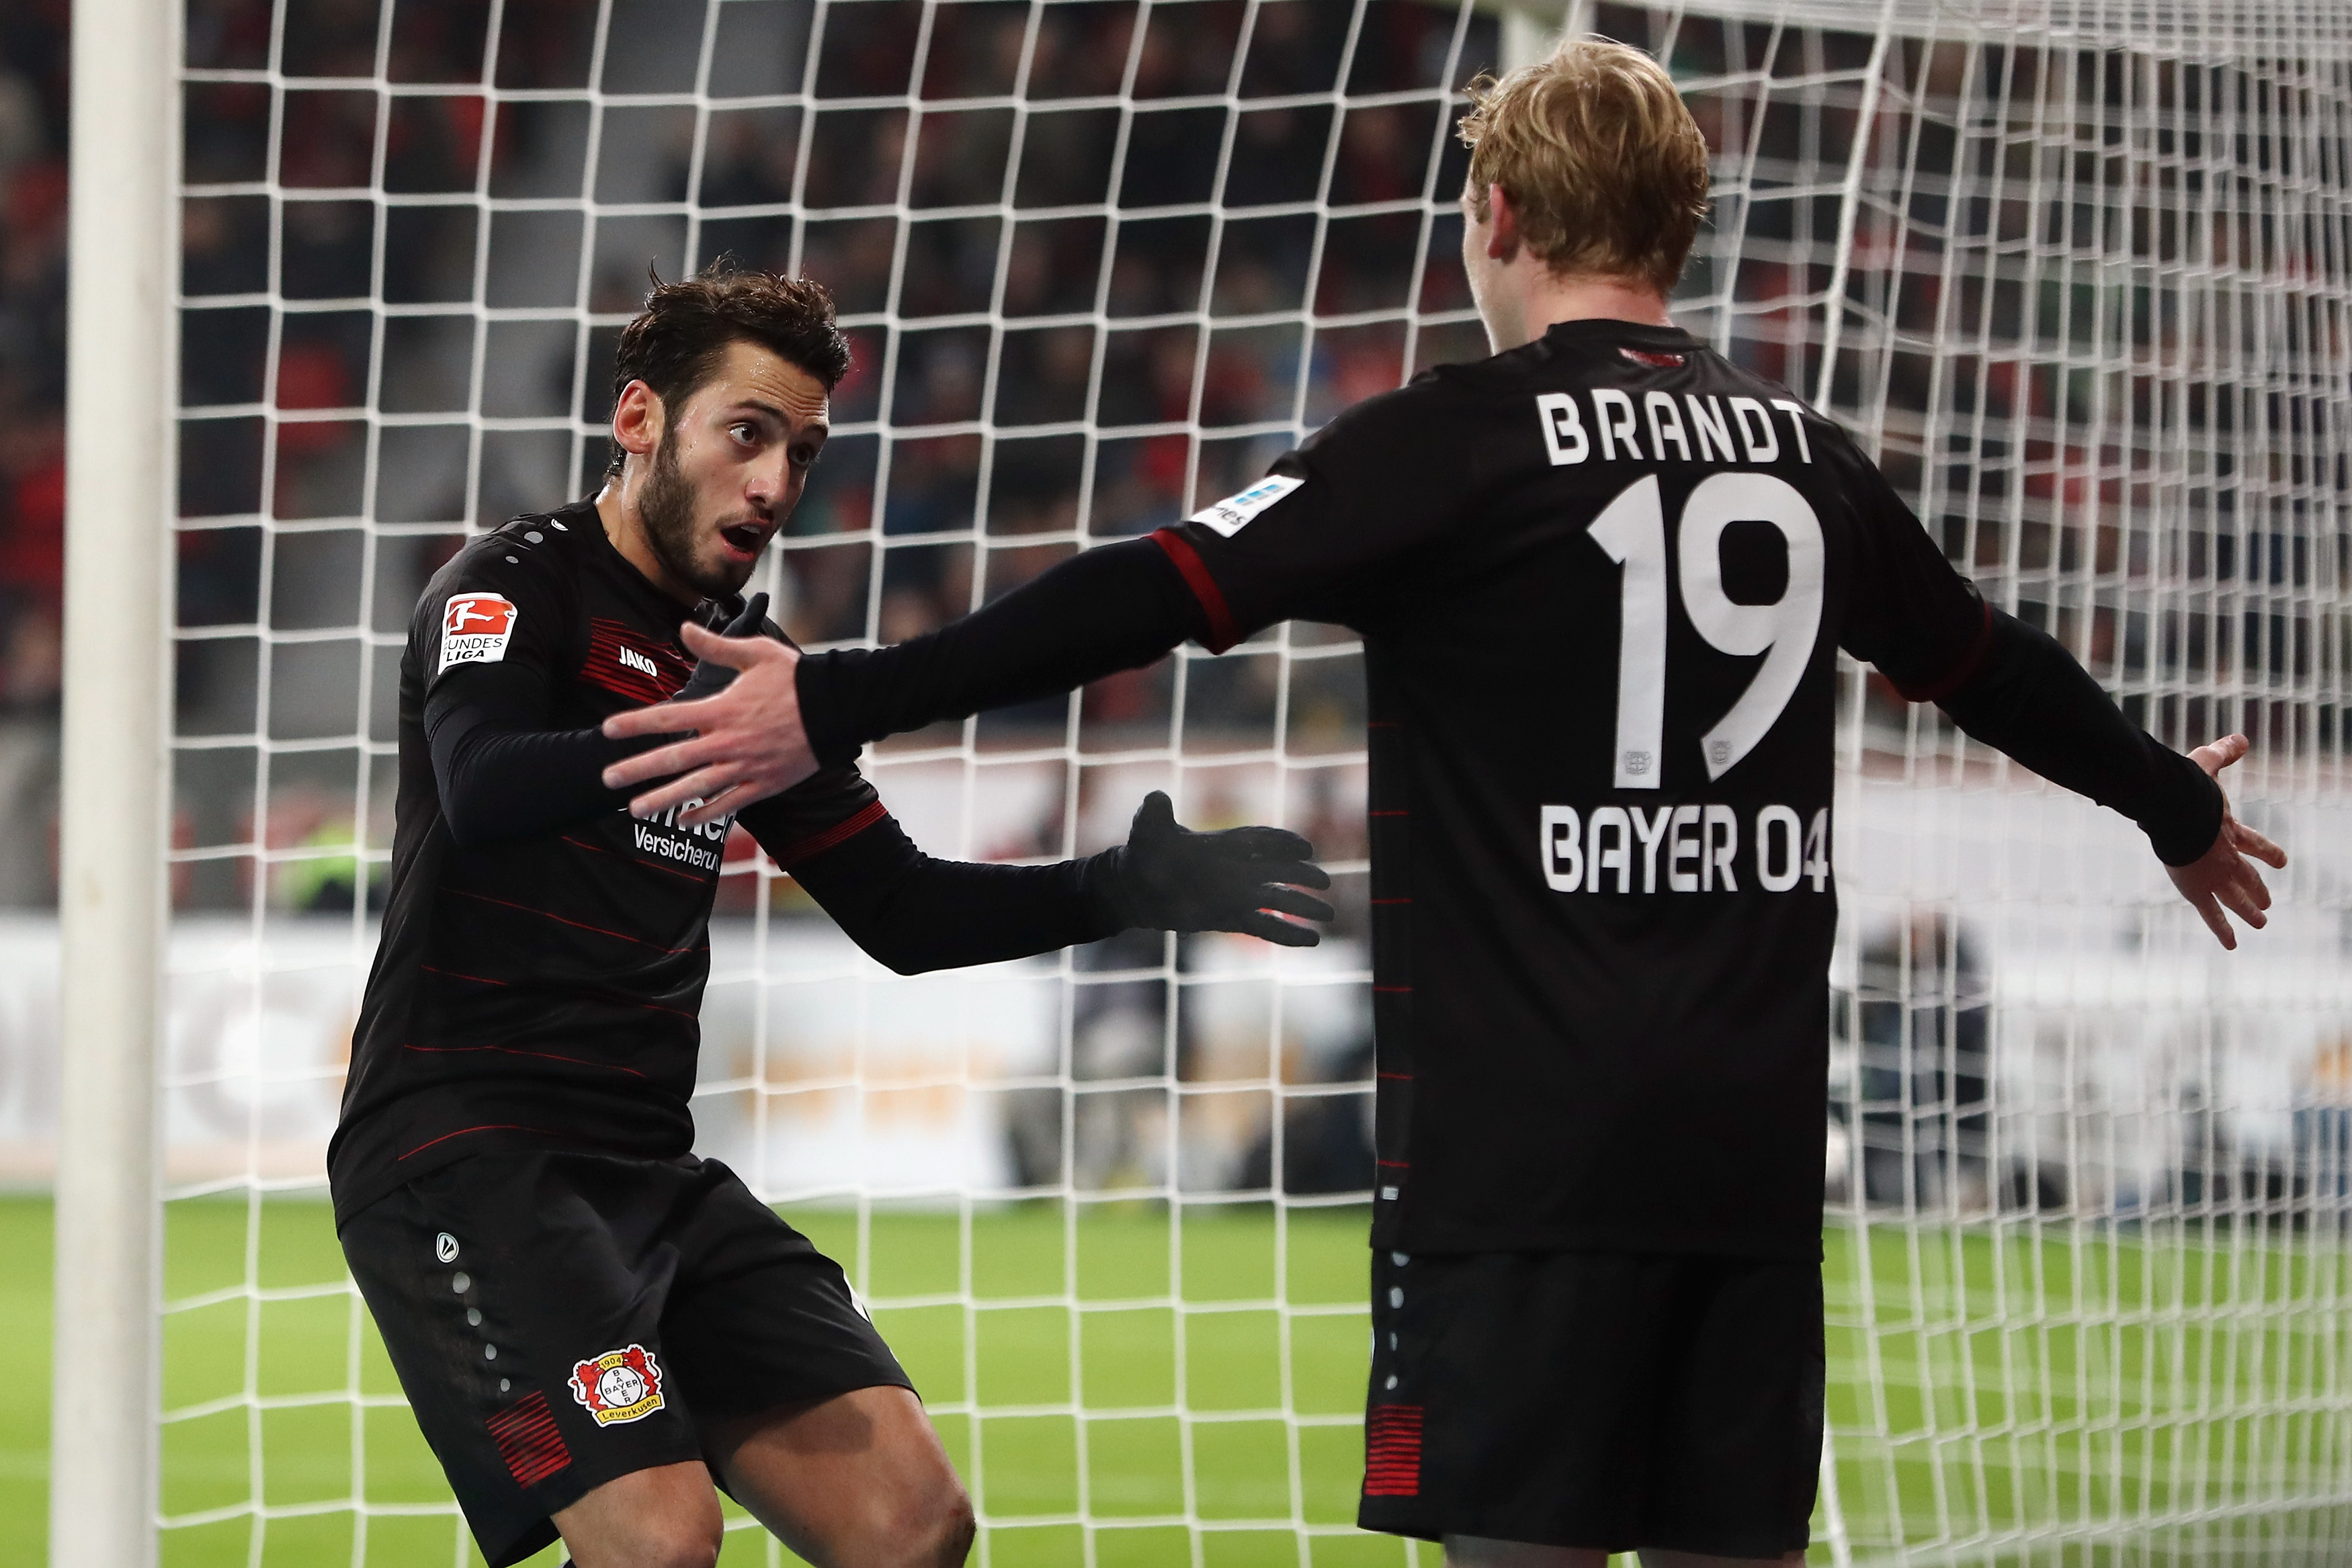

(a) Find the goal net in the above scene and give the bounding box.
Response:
[117,0,2352,1562]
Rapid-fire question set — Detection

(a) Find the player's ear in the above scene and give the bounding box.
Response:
[1484,184,1521,263]
[610,379,663,462]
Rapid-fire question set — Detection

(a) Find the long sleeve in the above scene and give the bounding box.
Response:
[1935,609,2223,866]
[1820,422,2223,867]
[739,790,1126,974]
[794,536,1205,766]
[424,659,666,846]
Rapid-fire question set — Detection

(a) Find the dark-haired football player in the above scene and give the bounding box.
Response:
[333,267,1330,1568]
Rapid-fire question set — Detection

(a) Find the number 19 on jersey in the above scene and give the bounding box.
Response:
[1539,470,1831,898]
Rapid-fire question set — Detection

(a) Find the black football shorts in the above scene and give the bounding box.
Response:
[1356,1247,1823,1559]
[339,1147,912,1568]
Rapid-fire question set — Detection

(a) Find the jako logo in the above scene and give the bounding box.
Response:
[618,646,658,678]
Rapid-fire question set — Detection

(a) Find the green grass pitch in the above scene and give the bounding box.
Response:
[7,1196,2350,1567]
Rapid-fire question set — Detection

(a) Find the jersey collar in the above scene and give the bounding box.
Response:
[571,495,730,636]
[1536,318,1701,351]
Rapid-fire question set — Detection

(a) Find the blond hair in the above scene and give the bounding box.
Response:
[1457,38,1711,294]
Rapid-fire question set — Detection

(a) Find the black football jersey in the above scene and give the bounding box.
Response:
[1154,319,1989,1261]
[329,501,882,1224]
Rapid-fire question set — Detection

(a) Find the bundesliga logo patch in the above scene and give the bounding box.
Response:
[439,593,518,677]
[568,1344,665,1426]
[1189,474,1303,537]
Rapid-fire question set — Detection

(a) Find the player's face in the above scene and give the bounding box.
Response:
[638,340,830,601]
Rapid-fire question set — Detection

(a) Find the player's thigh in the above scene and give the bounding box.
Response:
[1444,1534,1611,1567]
[704,1386,973,1568]
[552,1458,724,1568]
[1636,1552,1807,1567]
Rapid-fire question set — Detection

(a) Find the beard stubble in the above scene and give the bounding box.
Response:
[637,429,752,601]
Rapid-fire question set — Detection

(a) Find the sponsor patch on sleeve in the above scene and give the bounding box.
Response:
[438,593,518,677]
[1188,474,1304,537]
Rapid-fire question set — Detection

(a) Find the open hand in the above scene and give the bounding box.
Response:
[1106,791,1335,946]
[2166,733,2287,950]
[601,617,818,822]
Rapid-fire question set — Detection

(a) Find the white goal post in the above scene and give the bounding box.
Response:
[54,0,179,1561]
[52,0,2352,1565]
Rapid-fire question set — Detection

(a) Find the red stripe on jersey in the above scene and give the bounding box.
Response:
[419,965,507,987]
[561,834,711,883]
[395,1123,574,1161]
[773,801,888,869]
[581,617,692,704]
[1892,599,1995,703]
[445,888,706,954]
[1149,529,1242,653]
[422,958,696,1020]
[1363,1405,1423,1497]
[486,1391,571,1488]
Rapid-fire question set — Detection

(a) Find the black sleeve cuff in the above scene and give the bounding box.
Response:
[2142,744,2226,867]
[1933,610,2224,867]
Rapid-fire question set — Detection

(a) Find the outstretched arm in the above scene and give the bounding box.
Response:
[602,537,1204,822]
[1830,426,2285,951]
[758,789,1335,974]
[1929,609,2284,948]
[605,397,1459,826]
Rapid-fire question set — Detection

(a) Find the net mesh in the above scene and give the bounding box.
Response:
[156,0,2352,1563]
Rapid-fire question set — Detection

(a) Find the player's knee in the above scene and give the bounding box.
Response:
[938,1485,978,1565]
[886,1477,974,1567]
[562,1508,722,1568]
[638,1530,722,1568]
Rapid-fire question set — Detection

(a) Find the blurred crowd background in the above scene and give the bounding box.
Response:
[0,2,69,904]
[1,0,1504,917]
[6,0,2343,1205]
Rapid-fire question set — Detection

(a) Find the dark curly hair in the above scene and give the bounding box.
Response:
[605,262,852,476]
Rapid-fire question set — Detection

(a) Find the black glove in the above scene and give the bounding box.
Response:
[1098,791,1335,947]
[674,591,770,705]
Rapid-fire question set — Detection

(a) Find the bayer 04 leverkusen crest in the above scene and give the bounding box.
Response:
[568,1344,665,1426]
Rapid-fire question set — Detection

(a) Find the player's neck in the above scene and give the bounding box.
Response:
[593,480,702,608]
[1484,270,1675,351]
